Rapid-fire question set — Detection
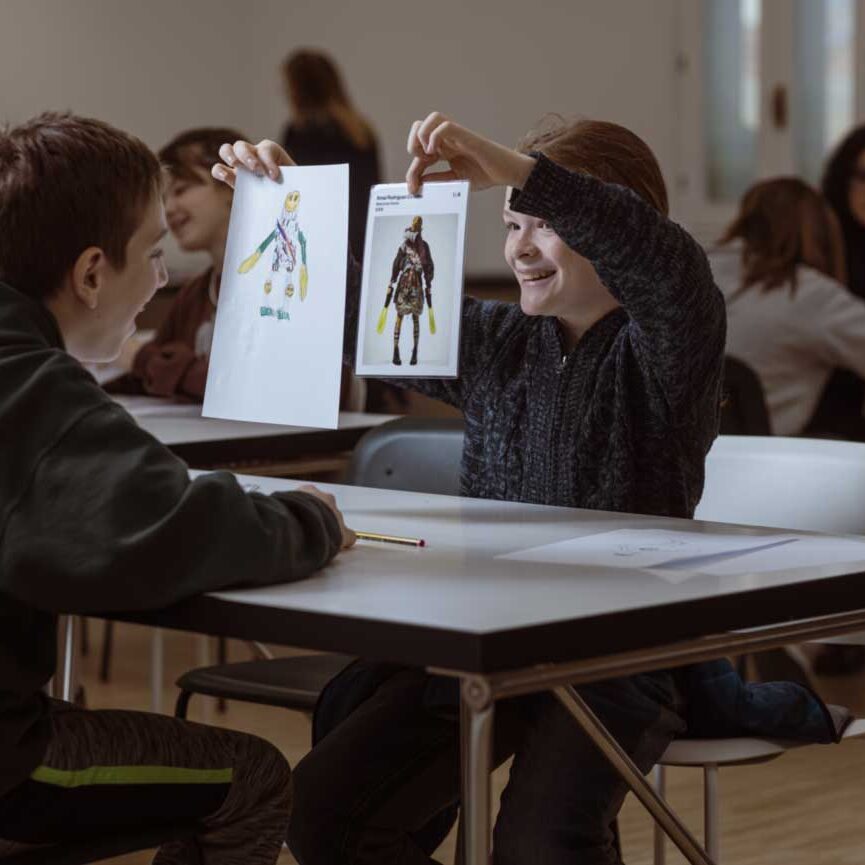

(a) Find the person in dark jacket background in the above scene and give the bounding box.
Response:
[280,49,381,261]
[0,112,354,862]
[805,127,865,446]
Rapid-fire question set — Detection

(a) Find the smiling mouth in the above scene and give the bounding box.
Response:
[521,270,556,283]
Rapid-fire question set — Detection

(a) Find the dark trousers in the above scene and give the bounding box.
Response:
[288,668,685,865]
[0,701,291,864]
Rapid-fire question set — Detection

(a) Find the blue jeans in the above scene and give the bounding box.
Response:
[288,667,685,865]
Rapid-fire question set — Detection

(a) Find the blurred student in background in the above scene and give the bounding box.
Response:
[281,49,398,413]
[804,127,865,442]
[709,177,865,438]
[121,127,241,399]
[281,49,381,261]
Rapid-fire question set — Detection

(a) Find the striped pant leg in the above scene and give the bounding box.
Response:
[0,703,290,865]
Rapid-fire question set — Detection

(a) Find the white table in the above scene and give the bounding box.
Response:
[115,477,865,865]
[114,396,396,469]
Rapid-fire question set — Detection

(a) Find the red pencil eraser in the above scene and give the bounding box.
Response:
[419,539,426,547]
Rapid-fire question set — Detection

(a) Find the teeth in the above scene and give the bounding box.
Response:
[524,271,554,282]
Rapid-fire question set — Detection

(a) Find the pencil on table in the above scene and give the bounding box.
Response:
[356,531,426,548]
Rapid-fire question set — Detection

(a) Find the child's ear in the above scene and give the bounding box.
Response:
[70,247,107,310]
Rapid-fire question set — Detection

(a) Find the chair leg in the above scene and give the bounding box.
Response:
[653,764,666,865]
[100,620,114,682]
[80,616,90,657]
[704,764,720,862]
[151,628,164,714]
[217,637,228,714]
[175,690,193,720]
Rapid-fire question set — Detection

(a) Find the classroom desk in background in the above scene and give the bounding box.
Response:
[113,475,865,865]
[114,395,397,475]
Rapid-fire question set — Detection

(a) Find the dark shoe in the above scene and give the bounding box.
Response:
[410,347,418,365]
[392,346,402,366]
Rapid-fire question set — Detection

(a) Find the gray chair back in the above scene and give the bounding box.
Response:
[346,417,465,495]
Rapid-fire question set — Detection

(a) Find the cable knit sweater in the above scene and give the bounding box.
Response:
[346,153,727,519]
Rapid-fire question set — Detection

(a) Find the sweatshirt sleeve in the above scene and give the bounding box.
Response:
[509,153,726,419]
[133,340,198,397]
[343,256,523,410]
[793,271,865,378]
[0,403,342,614]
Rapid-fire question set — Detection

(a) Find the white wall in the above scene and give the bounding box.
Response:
[0,0,678,277]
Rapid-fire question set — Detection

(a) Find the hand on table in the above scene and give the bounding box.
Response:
[297,485,357,551]
[405,112,536,195]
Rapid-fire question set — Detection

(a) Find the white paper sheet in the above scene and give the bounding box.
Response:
[203,166,349,429]
[500,528,865,582]
[355,181,468,378]
[695,535,865,576]
[499,528,801,570]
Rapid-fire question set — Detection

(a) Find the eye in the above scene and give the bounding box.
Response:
[150,249,165,260]
[539,221,554,231]
[504,221,519,232]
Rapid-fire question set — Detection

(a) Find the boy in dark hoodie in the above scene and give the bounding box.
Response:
[0,113,354,863]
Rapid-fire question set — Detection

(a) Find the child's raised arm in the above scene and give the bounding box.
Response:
[406,114,725,419]
[509,154,725,418]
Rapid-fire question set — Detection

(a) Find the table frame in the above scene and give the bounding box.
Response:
[115,600,865,865]
[447,607,865,864]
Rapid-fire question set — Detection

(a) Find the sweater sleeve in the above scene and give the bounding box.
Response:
[509,154,726,418]
[132,276,212,398]
[0,404,342,614]
[343,256,522,409]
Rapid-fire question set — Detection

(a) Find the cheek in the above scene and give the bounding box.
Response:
[503,236,517,270]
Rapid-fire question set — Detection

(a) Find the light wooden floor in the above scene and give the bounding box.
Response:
[84,623,865,864]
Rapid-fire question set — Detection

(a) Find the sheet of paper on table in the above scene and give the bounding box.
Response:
[499,528,865,580]
[204,165,349,429]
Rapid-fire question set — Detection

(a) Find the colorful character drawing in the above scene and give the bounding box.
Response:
[375,216,435,365]
[237,190,308,321]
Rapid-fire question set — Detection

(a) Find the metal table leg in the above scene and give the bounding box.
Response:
[554,685,715,865]
[461,678,494,865]
[59,615,80,703]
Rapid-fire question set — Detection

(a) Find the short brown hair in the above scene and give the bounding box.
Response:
[159,126,247,185]
[0,112,161,300]
[720,177,847,293]
[519,116,669,216]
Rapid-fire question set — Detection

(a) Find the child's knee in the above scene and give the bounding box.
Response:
[237,733,292,810]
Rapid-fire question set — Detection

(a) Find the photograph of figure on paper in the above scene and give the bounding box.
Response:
[359,204,463,377]
[237,189,309,322]
[376,216,437,366]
